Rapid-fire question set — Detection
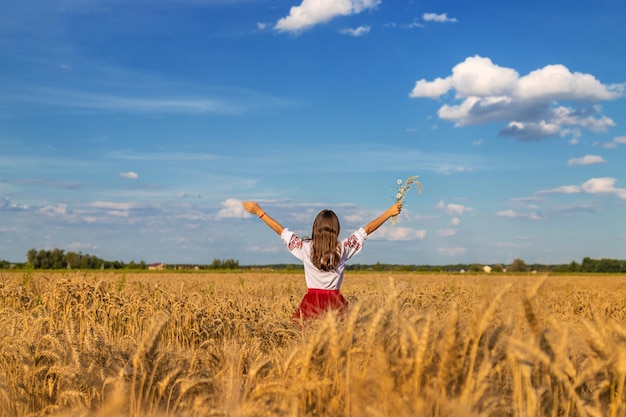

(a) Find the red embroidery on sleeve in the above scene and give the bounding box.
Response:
[344,235,361,251]
[289,235,302,250]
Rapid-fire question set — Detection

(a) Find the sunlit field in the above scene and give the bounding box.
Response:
[1,270,625,417]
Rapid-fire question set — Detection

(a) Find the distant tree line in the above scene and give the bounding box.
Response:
[25,249,139,270]
[209,258,239,269]
[0,250,624,273]
[239,257,626,274]
[341,257,625,273]
[0,249,241,271]
[577,257,625,273]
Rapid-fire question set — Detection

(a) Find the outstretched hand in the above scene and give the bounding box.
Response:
[389,201,403,227]
[364,202,404,235]
[389,202,403,217]
[243,201,263,216]
[242,200,284,235]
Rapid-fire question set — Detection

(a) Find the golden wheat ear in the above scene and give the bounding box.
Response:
[390,175,422,226]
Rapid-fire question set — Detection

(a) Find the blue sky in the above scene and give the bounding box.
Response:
[1,0,625,266]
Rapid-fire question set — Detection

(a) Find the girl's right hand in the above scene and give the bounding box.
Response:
[389,202,402,216]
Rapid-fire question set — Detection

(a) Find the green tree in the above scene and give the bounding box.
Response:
[27,249,37,267]
[508,258,528,273]
[50,248,65,269]
[65,251,80,269]
[597,258,622,273]
[37,250,51,269]
[581,257,597,273]
[224,259,239,269]
[210,258,239,270]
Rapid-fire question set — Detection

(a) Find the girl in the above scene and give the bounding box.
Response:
[242,201,402,321]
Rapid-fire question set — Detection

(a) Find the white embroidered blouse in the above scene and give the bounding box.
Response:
[280,227,368,290]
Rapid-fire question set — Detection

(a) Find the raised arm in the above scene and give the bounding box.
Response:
[364,202,402,235]
[242,201,284,235]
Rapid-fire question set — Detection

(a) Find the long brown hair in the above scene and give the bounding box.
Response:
[310,210,341,271]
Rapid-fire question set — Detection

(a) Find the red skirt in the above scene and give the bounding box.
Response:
[292,288,348,321]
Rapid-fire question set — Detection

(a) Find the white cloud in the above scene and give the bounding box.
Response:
[120,171,139,180]
[67,242,98,251]
[596,135,626,149]
[437,228,456,237]
[514,65,621,101]
[40,203,68,216]
[410,77,452,99]
[384,19,426,29]
[495,210,544,220]
[436,200,471,216]
[0,197,29,211]
[22,89,239,115]
[450,217,461,226]
[216,198,251,219]
[245,244,281,253]
[542,177,626,199]
[446,203,472,216]
[437,247,468,256]
[89,201,137,211]
[108,210,129,217]
[80,201,143,219]
[543,185,582,194]
[342,213,363,223]
[581,178,626,198]
[372,226,427,241]
[496,209,517,218]
[88,201,133,217]
[499,120,561,141]
[554,200,601,214]
[339,25,371,36]
[423,13,457,23]
[409,55,624,141]
[275,0,381,33]
[567,155,606,166]
[447,56,520,97]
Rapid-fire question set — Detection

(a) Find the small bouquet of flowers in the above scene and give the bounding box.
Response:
[391,175,422,226]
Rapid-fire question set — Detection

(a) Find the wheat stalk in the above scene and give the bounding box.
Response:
[5,271,626,417]
[391,175,422,226]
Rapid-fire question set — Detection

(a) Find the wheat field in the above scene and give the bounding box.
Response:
[1,270,625,417]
